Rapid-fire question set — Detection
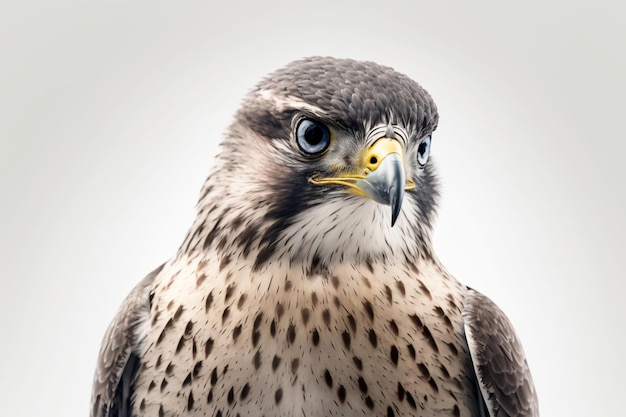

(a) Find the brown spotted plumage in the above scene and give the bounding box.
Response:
[91,57,538,417]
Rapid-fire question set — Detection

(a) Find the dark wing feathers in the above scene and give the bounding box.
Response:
[463,288,539,417]
[90,264,164,417]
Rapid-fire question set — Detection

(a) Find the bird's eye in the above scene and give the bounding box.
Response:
[296,119,331,155]
[417,135,431,166]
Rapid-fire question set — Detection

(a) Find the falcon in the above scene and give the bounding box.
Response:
[91,57,539,417]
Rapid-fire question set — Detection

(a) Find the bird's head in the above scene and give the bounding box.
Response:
[188,57,440,271]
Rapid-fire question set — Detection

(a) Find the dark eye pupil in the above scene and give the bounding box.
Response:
[296,119,330,155]
[305,126,325,145]
[418,142,427,156]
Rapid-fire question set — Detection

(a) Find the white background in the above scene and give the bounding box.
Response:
[1,1,624,416]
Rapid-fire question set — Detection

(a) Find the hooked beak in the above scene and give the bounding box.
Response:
[310,138,414,227]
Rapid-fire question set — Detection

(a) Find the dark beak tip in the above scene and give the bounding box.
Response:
[389,185,403,227]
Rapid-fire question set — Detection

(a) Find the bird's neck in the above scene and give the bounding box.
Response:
[178,192,436,276]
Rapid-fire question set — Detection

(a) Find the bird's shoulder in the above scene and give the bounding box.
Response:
[462,287,539,417]
[90,263,164,417]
